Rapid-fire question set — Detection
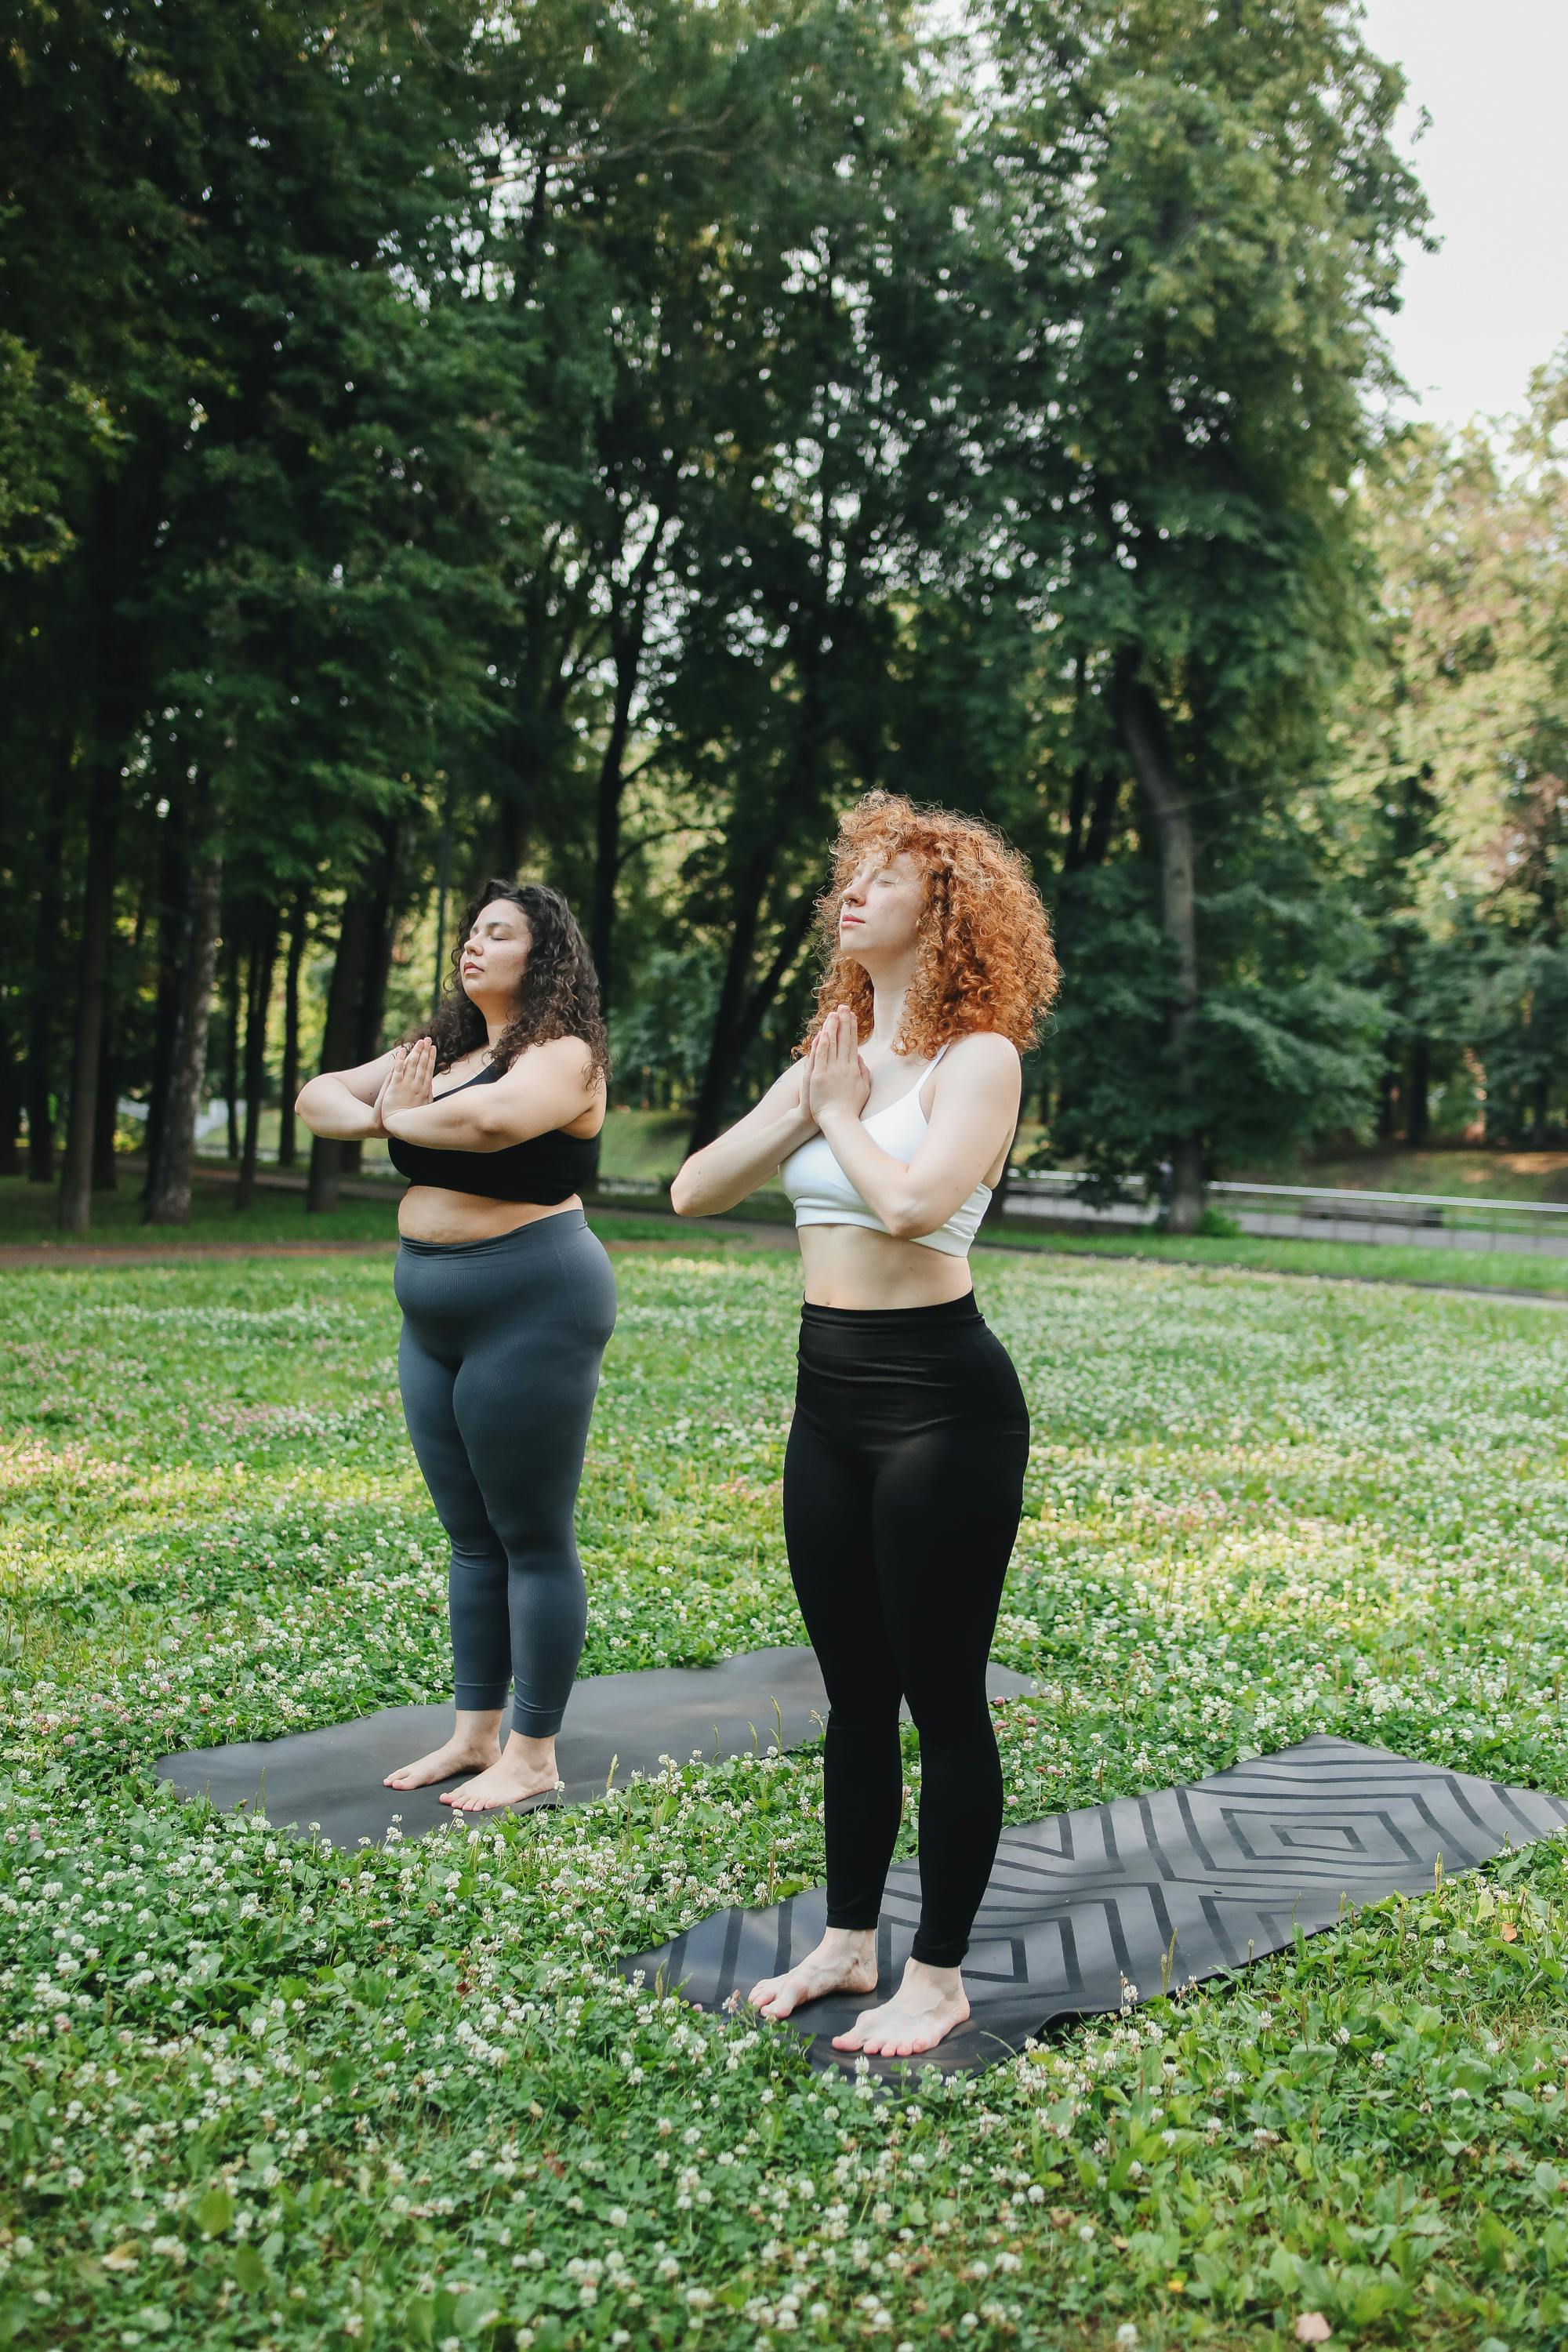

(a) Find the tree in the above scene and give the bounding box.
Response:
[1327,369,1568,1148]
[984,0,1428,1221]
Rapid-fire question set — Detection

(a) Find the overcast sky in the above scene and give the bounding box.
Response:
[1357,0,1567,431]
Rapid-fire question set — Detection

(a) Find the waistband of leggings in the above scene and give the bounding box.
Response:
[800,1290,979,1328]
[397,1205,586,1260]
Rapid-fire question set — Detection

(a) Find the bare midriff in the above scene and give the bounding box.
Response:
[394,1054,604,1246]
[796,1223,978,1311]
[396,1189,586,1246]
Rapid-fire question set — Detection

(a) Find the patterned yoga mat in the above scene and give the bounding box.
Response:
[620,1736,1568,2078]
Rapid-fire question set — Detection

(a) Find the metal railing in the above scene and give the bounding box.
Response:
[1005,1170,1568,1257]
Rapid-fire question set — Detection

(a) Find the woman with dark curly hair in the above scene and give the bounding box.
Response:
[672,792,1058,2057]
[296,881,616,1814]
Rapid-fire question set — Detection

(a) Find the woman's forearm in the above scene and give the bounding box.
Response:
[814,1108,924,1236]
[295,1076,379,1142]
[672,1108,817,1217]
[381,1094,500,1152]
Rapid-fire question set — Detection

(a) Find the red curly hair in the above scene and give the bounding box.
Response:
[796,790,1059,1061]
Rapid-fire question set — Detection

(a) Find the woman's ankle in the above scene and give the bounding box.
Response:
[503,1730,557,1772]
[904,1955,964,1993]
[821,1925,877,1958]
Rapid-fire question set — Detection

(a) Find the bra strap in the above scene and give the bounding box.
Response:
[927,1040,952,1071]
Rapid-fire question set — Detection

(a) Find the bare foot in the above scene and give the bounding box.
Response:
[383,1733,500,1792]
[444,1747,559,1813]
[831,1958,970,2056]
[748,1929,880,2020]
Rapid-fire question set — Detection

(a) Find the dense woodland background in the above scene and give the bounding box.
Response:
[2,0,1565,1236]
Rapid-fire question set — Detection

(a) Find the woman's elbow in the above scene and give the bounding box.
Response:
[474,1102,524,1150]
[888,1189,946,1241]
[670,1162,699,1217]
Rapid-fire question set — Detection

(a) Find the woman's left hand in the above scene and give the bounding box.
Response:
[378,1039,437,1134]
[805,1005,871,1123]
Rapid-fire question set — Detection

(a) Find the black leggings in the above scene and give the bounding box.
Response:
[782,1290,1031,1969]
[394,1207,617,1738]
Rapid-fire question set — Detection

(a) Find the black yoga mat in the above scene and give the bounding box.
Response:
[154,1646,1036,1849]
[622,1736,1568,2078]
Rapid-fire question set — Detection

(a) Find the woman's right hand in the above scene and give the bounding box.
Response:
[795,1040,822,1137]
[378,1040,437,1138]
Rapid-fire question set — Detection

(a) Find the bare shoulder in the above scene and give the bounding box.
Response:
[500,1034,602,1080]
[942,1032,1022,1086]
[763,1056,809,1109]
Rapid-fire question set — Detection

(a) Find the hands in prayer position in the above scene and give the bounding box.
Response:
[803,1004,871,1127]
[375,1037,438,1137]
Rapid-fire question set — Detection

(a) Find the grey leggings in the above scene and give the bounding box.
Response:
[393,1207,617,1737]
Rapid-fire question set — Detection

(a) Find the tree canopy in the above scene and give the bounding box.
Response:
[3,0,1562,1229]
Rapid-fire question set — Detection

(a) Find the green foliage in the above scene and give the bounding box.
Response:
[6,0,1566,1229]
[1036,851,1388,1189]
[1326,379,1568,1149]
[981,0,1429,1187]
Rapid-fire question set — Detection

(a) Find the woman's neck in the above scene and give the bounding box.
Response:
[866,975,916,1054]
[467,1003,514,1054]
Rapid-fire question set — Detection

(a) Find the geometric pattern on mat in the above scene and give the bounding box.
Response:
[620,1736,1568,2078]
[153,1646,1035,1850]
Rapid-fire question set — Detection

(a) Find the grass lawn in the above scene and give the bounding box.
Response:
[983,1223,1568,1301]
[2,1240,1567,2349]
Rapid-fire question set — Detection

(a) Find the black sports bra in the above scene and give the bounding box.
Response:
[385,1062,601,1204]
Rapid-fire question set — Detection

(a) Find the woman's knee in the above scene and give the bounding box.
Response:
[901,1686,996,1759]
[825,1683,902,1744]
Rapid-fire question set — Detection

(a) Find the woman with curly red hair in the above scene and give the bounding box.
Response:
[673,791,1059,2057]
[296,881,617,1816]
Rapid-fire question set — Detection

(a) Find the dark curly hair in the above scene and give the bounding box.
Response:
[411,880,612,1088]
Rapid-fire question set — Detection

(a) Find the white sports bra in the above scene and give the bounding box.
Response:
[778,1039,991,1258]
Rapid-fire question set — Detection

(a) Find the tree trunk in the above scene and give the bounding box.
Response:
[58,470,156,1232]
[590,536,662,1016]
[26,809,65,1182]
[236,915,280,1211]
[278,889,308,1169]
[492,789,527,883]
[1113,657,1204,1234]
[1083,770,1123,870]
[307,891,374,1214]
[57,760,122,1233]
[142,793,190,1202]
[221,929,241,1162]
[143,824,223,1225]
[92,1022,120,1191]
[590,661,638,1017]
[686,856,821,1156]
[0,1051,20,1177]
[340,812,401,1178]
[1406,1034,1430,1149]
